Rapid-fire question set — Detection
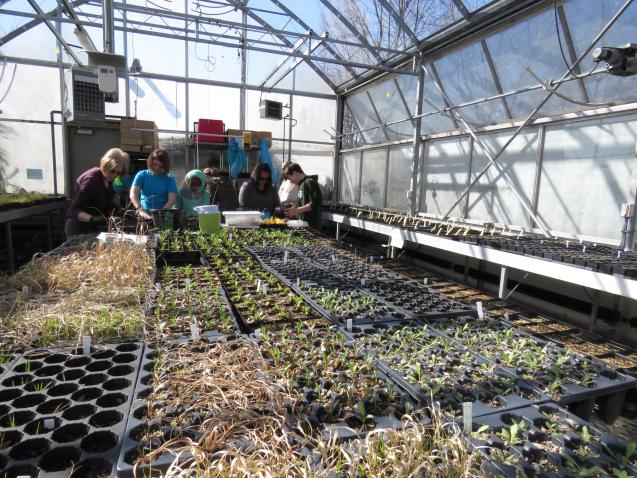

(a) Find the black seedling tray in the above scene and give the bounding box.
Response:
[344,322,549,419]
[0,342,142,478]
[470,403,637,477]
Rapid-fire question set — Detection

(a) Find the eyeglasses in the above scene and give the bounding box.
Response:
[258,175,270,181]
[110,168,124,175]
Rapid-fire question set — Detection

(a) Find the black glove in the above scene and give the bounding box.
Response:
[89,215,107,225]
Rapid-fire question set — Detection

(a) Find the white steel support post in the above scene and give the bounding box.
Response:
[123,0,130,117]
[56,2,69,197]
[627,163,637,250]
[239,5,247,130]
[409,56,424,215]
[184,0,190,168]
[498,266,508,299]
[335,222,341,240]
[288,70,295,163]
[103,0,114,53]
[333,94,344,201]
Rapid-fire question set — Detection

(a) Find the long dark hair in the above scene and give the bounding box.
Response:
[250,163,273,190]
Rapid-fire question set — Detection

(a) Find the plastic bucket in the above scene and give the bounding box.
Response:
[194,205,221,234]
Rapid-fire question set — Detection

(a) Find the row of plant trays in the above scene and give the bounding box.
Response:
[325,202,637,278]
[155,231,201,266]
[145,264,240,340]
[116,330,426,477]
[345,322,550,419]
[0,342,142,478]
[425,315,636,422]
[470,403,637,478]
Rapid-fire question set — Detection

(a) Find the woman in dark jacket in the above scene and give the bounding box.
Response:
[65,148,129,238]
[238,163,280,215]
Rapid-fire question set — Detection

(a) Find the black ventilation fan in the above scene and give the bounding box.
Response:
[259,99,283,120]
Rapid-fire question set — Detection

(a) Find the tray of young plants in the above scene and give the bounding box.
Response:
[428,316,637,408]
[117,335,316,477]
[252,324,428,442]
[344,322,550,420]
[468,402,637,478]
[145,264,240,340]
[0,342,142,478]
[155,231,202,266]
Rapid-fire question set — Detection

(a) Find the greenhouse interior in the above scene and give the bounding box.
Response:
[1,0,637,476]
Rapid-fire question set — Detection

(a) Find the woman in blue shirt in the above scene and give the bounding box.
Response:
[130,149,178,219]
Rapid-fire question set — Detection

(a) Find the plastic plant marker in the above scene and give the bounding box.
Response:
[256,279,262,293]
[83,336,91,355]
[347,319,353,332]
[476,302,484,319]
[617,251,622,258]
[190,323,200,339]
[254,329,261,338]
[296,277,300,287]
[262,240,266,247]
[331,255,336,263]
[43,418,55,430]
[423,278,428,285]
[462,402,473,433]
[566,241,570,248]
[361,279,366,286]
[583,246,587,253]
[284,251,289,263]
[262,284,268,295]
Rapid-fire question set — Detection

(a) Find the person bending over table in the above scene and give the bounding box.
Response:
[130,149,178,220]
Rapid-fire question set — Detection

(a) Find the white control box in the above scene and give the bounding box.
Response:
[97,65,117,93]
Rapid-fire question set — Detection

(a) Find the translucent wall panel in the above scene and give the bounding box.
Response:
[345,91,383,144]
[467,130,539,226]
[431,42,506,126]
[190,84,240,132]
[132,78,186,131]
[295,153,335,198]
[485,8,581,119]
[360,149,387,207]
[386,146,413,211]
[421,72,457,135]
[128,32,185,76]
[188,42,242,82]
[562,0,637,104]
[0,23,59,62]
[366,76,415,141]
[537,115,637,239]
[340,152,361,203]
[420,137,470,216]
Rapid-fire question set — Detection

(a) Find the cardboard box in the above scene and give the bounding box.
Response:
[255,131,272,148]
[120,117,158,153]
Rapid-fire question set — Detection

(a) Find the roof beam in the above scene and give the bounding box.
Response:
[318,0,383,63]
[376,0,419,46]
[262,36,328,89]
[267,0,358,79]
[0,0,90,46]
[217,0,338,91]
[451,0,471,19]
[25,0,83,65]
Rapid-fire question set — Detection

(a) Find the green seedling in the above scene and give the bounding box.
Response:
[496,420,525,446]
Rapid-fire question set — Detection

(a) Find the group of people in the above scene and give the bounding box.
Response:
[65,147,323,237]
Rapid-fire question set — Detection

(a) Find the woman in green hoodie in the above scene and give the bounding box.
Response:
[175,169,210,217]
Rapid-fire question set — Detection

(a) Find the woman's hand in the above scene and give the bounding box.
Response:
[284,206,298,218]
[137,209,153,220]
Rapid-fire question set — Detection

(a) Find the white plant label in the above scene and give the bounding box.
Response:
[184,278,191,290]
[369,256,374,263]
[423,278,428,285]
[463,402,473,432]
[476,301,484,319]
[262,240,266,247]
[284,251,289,263]
[82,336,91,355]
[261,284,268,295]
[617,251,622,258]
[361,279,366,286]
[331,255,336,263]
[582,246,587,253]
[346,318,353,332]
[504,313,510,321]
[43,418,55,430]
[190,323,200,339]
[256,279,262,293]
[565,241,570,248]
[296,277,300,287]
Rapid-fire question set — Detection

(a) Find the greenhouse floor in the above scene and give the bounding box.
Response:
[0,228,635,477]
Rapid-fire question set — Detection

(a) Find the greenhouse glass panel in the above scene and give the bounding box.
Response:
[345,90,384,144]
[420,137,470,217]
[132,78,186,131]
[387,146,413,211]
[431,42,506,126]
[464,0,493,12]
[484,7,582,119]
[0,23,59,62]
[340,152,361,203]
[295,153,335,198]
[366,77,414,141]
[128,32,185,76]
[360,149,387,207]
[562,0,637,104]
[467,129,539,227]
[412,0,464,40]
[420,71,457,135]
[537,114,637,240]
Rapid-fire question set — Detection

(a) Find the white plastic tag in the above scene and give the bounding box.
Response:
[331,255,336,263]
[423,278,428,285]
[190,323,200,339]
[504,313,510,322]
[463,402,473,432]
[261,284,268,295]
[254,329,261,337]
[565,241,570,248]
[82,336,91,355]
[369,256,374,263]
[361,279,366,286]
[256,279,262,293]
[284,251,289,263]
[476,301,484,319]
[582,246,587,253]
[346,318,353,332]
[296,277,300,287]
[617,251,622,258]
[184,278,191,290]
[43,418,55,430]
[262,240,266,247]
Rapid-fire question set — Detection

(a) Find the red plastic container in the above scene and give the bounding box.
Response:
[195,119,225,143]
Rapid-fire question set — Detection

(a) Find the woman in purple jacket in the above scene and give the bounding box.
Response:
[64,148,129,238]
